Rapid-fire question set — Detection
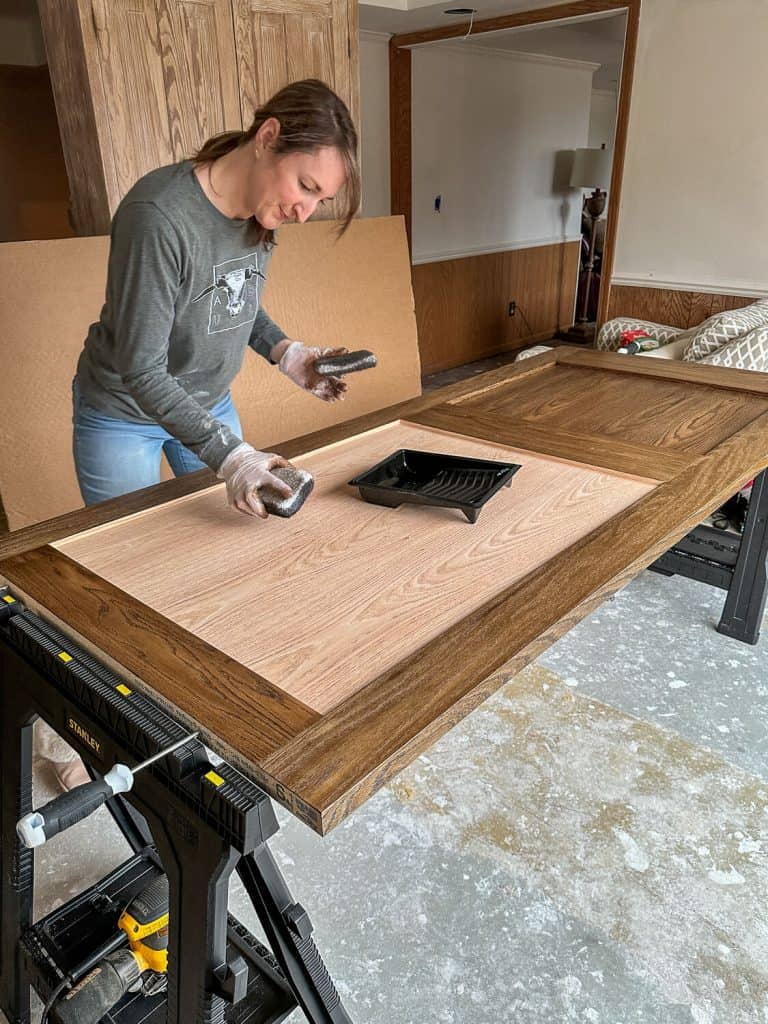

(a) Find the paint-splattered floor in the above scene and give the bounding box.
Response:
[6,358,767,1024]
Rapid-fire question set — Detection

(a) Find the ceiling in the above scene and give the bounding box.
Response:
[361,3,627,92]
[359,0,627,36]
[440,13,627,91]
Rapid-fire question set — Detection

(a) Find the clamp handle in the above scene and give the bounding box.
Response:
[17,765,133,848]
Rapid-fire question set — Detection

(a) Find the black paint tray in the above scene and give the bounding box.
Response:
[349,449,521,523]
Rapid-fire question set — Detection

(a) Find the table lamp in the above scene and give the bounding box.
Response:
[569,145,612,335]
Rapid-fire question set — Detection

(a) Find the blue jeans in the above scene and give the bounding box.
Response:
[72,382,242,506]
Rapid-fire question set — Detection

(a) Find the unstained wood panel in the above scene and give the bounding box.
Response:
[54,421,654,714]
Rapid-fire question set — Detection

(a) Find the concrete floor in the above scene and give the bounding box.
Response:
[5,355,767,1024]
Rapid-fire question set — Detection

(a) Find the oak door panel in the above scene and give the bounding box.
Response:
[156,0,243,157]
[234,0,354,117]
[233,0,359,221]
[88,0,175,205]
[5,354,768,832]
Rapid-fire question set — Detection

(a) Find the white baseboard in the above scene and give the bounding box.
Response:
[611,275,768,299]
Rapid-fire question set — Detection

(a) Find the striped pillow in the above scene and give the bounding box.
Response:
[682,299,768,362]
[699,324,768,373]
[596,317,684,352]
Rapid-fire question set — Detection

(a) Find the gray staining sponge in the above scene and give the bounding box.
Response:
[261,466,314,518]
[314,350,377,376]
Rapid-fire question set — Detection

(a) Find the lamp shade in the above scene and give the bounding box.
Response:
[570,147,612,189]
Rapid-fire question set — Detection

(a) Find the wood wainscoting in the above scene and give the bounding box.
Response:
[606,283,760,329]
[413,240,580,375]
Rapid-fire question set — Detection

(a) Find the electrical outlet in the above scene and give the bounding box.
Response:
[508,300,517,317]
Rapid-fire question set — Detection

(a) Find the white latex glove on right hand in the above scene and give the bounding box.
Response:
[217,443,293,519]
[278,341,348,402]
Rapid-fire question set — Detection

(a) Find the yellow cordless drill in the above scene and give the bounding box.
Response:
[50,874,169,1024]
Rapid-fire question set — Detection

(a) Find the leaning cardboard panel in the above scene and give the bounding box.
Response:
[0,216,421,530]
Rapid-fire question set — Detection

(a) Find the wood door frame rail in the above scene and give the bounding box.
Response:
[389,0,642,327]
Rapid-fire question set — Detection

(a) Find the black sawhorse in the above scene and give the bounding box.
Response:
[0,593,353,1024]
[650,467,768,645]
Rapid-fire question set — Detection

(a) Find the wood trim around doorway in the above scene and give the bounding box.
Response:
[389,0,642,328]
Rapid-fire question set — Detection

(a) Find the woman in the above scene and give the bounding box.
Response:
[43,78,361,789]
[74,76,360,518]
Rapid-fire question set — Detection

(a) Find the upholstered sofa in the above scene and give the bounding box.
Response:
[594,297,768,370]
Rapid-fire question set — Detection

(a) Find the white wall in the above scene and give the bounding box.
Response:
[411,45,594,264]
[613,0,768,296]
[359,31,391,218]
[589,89,617,152]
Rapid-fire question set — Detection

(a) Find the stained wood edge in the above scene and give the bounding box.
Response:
[558,348,768,393]
[410,407,689,482]
[0,350,562,560]
[261,407,768,834]
[0,546,319,758]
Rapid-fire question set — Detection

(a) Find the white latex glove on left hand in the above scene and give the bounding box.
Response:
[278,341,348,402]
[217,442,293,519]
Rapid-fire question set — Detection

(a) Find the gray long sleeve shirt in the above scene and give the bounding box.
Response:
[76,160,287,471]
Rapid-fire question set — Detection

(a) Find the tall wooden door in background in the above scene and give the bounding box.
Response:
[234,0,357,122]
[89,0,176,209]
[233,0,359,221]
[156,0,242,160]
[39,0,358,234]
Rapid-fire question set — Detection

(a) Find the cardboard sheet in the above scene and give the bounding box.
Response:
[0,216,421,529]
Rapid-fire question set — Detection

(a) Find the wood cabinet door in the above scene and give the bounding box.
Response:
[86,0,176,208]
[156,0,243,159]
[233,0,359,220]
[85,0,242,212]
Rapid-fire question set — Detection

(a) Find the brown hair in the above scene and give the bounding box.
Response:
[194,78,360,247]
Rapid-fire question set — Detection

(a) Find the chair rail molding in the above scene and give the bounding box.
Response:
[413,234,582,266]
[611,276,768,300]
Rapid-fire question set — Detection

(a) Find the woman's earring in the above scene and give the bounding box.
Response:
[255,148,260,159]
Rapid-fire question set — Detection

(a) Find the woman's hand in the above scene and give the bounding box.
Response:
[217,443,293,518]
[277,340,348,401]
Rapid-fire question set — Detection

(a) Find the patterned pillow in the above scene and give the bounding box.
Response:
[682,299,768,362]
[596,317,684,352]
[699,324,768,373]
[515,345,553,362]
